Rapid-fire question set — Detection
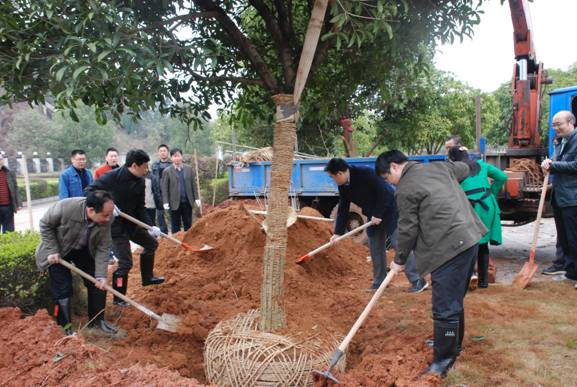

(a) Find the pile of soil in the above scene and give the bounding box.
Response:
[102,203,436,385]
[0,307,206,386]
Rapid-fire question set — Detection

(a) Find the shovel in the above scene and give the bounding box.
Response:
[249,209,334,223]
[512,170,551,289]
[57,259,181,333]
[118,211,214,252]
[313,270,397,385]
[296,222,372,264]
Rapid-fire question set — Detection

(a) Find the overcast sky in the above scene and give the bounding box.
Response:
[434,0,577,92]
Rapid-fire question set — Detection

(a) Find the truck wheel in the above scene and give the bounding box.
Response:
[330,203,368,244]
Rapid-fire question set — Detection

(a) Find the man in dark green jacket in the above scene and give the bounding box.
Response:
[376,150,487,378]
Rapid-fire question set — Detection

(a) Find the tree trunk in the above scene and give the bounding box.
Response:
[259,93,296,331]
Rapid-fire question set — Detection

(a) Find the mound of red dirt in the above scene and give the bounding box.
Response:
[0,307,206,386]
[102,203,439,385]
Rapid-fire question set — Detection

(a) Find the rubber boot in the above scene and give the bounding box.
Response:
[478,251,489,288]
[112,273,129,307]
[457,311,465,355]
[425,319,459,377]
[54,298,73,335]
[140,253,164,286]
[87,287,118,335]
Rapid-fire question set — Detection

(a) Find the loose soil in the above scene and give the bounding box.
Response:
[2,204,577,386]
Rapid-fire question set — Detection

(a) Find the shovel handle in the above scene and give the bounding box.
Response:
[57,259,162,321]
[249,210,333,222]
[296,222,372,263]
[338,270,396,352]
[528,171,550,264]
[118,211,183,246]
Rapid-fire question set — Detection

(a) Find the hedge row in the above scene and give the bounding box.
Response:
[0,232,50,314]
[17,179,59,201]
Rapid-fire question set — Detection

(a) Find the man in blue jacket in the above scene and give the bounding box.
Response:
[325,158,427,292]
[59,149,93,199]
[541,110,577,287]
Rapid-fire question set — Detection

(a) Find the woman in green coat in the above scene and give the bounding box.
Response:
[448,147,508,288]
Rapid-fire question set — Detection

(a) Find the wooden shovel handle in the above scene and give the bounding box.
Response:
[338,270,396,352]
[529,171,550,263]
[57,259,162,321]
[118,211,182,246]
[296,222,372,263]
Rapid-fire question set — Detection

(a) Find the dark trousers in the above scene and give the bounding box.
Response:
[171,201,193,232]
[145,208,156,226]
[431,244,478,322]
[0,205,14,233]
[111,227,158,276]
[553,204,577,280]
[368,221,388,288]
[48,247,101,299]
[156,208,169,234]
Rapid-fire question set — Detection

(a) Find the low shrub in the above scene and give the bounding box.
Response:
[0,232,50,314]
[17,179,59,201]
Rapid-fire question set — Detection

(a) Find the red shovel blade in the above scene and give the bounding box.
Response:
[295,254,311,264]
[181,242,215,252]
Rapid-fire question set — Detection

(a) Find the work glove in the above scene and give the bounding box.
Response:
[195,199,201,207]
[370,217,382,226]
[329,234,340,244]
[148,226,162,239]
[113,205,121,217]
[47,253,60,264]
[163,203,170,210]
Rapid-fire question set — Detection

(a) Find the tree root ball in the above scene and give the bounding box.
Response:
[204,309,345,386]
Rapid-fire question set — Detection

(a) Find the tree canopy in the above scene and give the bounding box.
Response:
[1,0,485,135]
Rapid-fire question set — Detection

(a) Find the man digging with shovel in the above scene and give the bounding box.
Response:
[376,150,487,377]
[36,191,119,335]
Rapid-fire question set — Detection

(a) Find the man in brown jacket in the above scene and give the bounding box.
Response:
[35,191,118,335]
[375,150,487,378]
[0,153,22,233]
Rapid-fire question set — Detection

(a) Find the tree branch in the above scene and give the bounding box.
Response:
[192,0,280,93]
[249,0,295,90]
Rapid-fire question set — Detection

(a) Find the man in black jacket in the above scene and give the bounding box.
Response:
[541,110,577,286]
[325,158,427,292]
[87,149,165,306]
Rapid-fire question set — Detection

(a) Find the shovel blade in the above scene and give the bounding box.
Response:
[156,314,181,333]
[312,369,340,386]
[512,262,539,289]
[181,242,215,253]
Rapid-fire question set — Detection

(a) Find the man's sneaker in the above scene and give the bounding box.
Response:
[574,282,577,289]
[552,274,570,282]
[410,279,429,294]
[542,265,566,276]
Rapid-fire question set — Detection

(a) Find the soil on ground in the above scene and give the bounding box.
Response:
[2,204,577,386]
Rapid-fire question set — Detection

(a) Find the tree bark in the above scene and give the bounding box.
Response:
[259,93,296,331]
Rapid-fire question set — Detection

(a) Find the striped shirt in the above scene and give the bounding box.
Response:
[0,169,10,206]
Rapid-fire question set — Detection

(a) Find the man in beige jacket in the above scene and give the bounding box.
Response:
[36,191,118,335]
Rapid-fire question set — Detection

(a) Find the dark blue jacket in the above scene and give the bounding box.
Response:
[334,165,398,237]
[551,129,577,207]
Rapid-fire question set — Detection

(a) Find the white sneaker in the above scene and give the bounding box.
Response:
[574,282,577,289]
[552,274,570,282]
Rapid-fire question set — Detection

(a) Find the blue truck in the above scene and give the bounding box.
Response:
[228,86,574,231]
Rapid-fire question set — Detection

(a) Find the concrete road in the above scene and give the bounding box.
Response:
[14,199,58,232]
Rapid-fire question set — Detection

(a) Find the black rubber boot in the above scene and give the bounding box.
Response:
[140,253,164,286]
[478,251,489,288]
[425,319,459,377]
[112,273,129,307]
[457,311,465,355]
[54,298,73,335]
[87,287,118,335]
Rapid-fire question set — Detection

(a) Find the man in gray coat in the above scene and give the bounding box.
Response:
[161,148,197,232]
[36,191,118,335]
[376,150,487,378]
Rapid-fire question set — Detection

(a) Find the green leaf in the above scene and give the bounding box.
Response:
[69,108,79,122]
[72,65,90,79]
[88,42,97,53]
[97,50,112,62]
[55,66,67,81]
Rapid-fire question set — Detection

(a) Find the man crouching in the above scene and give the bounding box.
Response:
[36,191,118,335]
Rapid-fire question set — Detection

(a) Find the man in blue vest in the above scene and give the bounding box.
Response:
[325,158,427,293]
